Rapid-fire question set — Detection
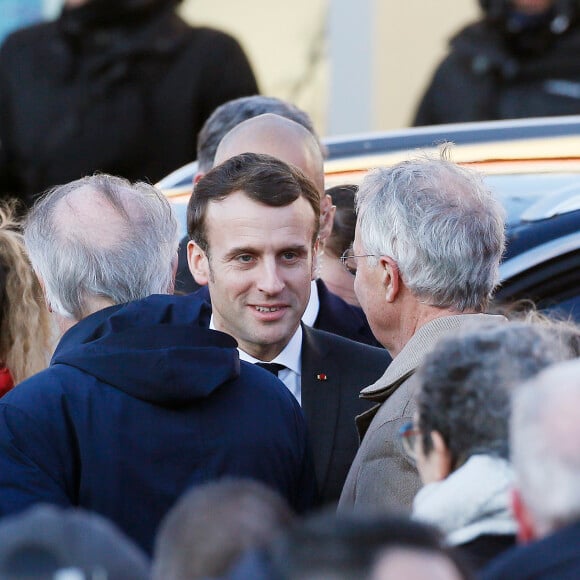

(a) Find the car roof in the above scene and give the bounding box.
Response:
[159,114,580,254]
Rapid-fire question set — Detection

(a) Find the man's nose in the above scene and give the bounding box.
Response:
[256,260,285,295]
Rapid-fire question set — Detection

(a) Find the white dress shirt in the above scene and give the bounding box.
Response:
[302,280,320,327]
[210,319,304,405]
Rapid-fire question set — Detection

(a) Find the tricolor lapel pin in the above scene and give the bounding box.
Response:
[316,373,328,381]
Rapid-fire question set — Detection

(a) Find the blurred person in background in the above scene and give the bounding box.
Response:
[414,0,580,126]
[0,0,258,206]
[267,512,471,580]
[319,184,359,307]
[0,504,150,580]
[481,358,580,579]
[153,479,294,580]
[0,202,52,396]
[407,321,578,570]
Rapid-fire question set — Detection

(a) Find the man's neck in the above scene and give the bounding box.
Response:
[388,302,473,358]
[53,296,116,338]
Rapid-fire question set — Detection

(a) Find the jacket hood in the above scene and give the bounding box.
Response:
[51,294,240,406]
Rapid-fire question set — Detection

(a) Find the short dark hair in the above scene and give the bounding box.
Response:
[152,479,294,580]
[187,152,321,253]
[324,184,357,258]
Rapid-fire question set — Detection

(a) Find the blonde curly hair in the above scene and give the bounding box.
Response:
[0,202,52,384]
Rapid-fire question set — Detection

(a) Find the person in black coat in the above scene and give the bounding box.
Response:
[414,0,580,126]
[0,0,258,206]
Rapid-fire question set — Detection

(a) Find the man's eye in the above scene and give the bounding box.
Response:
[282,252,299,261]
[236,254,254,264]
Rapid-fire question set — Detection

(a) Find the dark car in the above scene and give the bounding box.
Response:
[159,115,580,320]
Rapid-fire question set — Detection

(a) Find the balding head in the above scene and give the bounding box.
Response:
[214,113,333,241]
[24,174,179,327]
[215,114,324,192]
[196,96,321,173]
[54,185,134,251]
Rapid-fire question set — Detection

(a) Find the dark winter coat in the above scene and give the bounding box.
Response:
[414,19,580,126]
[0,294,317,554]
[0,0,258,205]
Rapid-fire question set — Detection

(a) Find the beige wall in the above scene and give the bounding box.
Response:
[179,0,328,130]
[180,0,480,135]
[374,1,479,128]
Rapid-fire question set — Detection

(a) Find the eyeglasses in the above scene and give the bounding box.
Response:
[398,421,421,460]
[340,249,378,276]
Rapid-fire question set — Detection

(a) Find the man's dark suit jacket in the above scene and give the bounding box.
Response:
[314,278,381,348]
[189,279,381,348]
[481,521,580,580]
[191,289,391,504]
[300,324,390,503]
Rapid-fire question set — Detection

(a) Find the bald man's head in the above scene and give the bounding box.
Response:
[214,113,334,241]
[24,174,178,325]
[215,114,324,192]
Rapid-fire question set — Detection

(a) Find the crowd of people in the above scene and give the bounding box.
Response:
[0,1,579,579]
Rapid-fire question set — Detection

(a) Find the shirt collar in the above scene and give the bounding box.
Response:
[209,317,302,377]
[301,280,319,327]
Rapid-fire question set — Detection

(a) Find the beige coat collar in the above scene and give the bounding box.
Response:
[361,313,506,402]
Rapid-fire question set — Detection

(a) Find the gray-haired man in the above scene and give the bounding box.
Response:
[339,154,506,512]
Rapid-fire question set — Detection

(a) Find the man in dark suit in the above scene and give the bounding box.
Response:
[175,98,380,347]
[482,358,580,580]
[187,152,390,504]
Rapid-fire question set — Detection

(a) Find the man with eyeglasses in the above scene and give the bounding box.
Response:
[186,152,391,505]
[338,154,506,513]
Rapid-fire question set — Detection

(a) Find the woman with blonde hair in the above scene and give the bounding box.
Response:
[0,203,52,394]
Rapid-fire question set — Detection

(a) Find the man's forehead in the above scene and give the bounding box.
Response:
[204,190,316,241]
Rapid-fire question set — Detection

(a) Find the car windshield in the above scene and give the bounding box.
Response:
[485,173,580,225]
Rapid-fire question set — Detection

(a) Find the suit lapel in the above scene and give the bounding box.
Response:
[300,325,341,493]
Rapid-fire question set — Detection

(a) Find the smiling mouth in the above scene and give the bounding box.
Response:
[254,306,284,313]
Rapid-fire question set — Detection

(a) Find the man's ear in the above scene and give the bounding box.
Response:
[511,488,537,544]
[318,194,336,243]
[187,241,210,286]
[380,256,400,303]
[430,430,452,481]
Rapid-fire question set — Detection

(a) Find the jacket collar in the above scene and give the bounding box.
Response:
[361,314,505,402]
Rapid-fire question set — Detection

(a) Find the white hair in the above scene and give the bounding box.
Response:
[511,359,580,533]
[356,154,506,312]
[24,174,179,320]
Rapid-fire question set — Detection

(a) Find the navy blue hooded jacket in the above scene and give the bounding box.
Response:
[0,294,317,553]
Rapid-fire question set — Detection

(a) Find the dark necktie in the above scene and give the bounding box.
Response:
[255,362,286,377]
